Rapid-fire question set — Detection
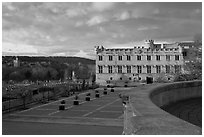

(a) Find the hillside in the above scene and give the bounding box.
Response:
[2,56,96,82]
[3,56,95,65]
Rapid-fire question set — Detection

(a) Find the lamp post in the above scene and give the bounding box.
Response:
[42,83,45,103]
[45,83,49,102]
[22,88,26,109]
[6,87,10,112]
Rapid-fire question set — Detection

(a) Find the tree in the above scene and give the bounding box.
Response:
[47,67,58,80]
[154,72,170,83]
[91,74,96,85]
[9,71,25,82]
[24,68,32,80]
[185,60,202,80]
[2,66,14,81]
[82,79,86,90]
[31,67,47,81]
[193,33,202,46]
[16,87,31,109]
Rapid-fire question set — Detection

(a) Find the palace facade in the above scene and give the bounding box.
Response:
[95,40,184,86]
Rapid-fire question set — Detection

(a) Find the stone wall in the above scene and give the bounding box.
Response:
[123,81,202,135]
[150,81,202,107]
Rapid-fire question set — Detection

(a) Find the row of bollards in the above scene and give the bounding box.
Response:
[59,88,115,110]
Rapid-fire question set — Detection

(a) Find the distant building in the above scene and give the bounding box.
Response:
[72,71,77,82]
[178,41,201,62]
[13,56,20,67]
[95,40,184,86]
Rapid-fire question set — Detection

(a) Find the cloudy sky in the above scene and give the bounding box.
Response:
[2,2,202,59]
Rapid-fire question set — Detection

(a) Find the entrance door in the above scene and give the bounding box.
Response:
[146,77,153,84]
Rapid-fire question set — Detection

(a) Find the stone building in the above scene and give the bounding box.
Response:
[95,40,184,86]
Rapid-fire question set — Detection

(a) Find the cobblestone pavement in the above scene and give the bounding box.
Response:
[161,97,202,128]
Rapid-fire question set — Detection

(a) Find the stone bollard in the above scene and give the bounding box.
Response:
[103,91,107,95]
[95,90,100,98]
[103,88,108,95]
[59,100,66,110]
[85,93,91,101]
[73,95,79,105]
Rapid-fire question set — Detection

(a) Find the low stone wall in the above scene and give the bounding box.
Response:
[123,81,202,135]
[150,81,202,107]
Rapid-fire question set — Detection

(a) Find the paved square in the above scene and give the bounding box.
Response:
[4,88,124,127]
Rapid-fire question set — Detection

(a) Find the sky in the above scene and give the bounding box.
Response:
[2,2,202,59]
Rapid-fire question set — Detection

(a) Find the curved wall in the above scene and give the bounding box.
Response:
[124,80,202,135]
[150,81,202,107]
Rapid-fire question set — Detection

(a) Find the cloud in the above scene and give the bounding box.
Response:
[3,42,38,54]
[92,2,115,12]
[75,21,84,27]
[116,11,131,21]
[111,33,125,39]
[103,41,135,49]
[51,50,79,56]
[66,8,87,18]
[2,2,202,58]
[87,15,107,26]
[3,2,16,11]
[73,50,92,59]
[137,26,159,31]
[98,26,105,33]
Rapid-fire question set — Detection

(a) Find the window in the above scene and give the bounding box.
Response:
[147,65,151,73]
[109,55,113,61]
[166,55,170,61]
[127,55,131,61]
[118,55,122,61]
[129,77,132,80]
[156,65,161,73]
[175,55,179,61]
[137,66,142,74]
[147,55,151,61]
[175,65,181,73]
[137,55,141,61]
[156,55,160,61]
[108,66,113,73]
[120,77,122,80]
[99,66,103,73]
[127,65,131,73]
[110,77,113,80]
[98,55,103,61]
[166,65,170,73]
[182,52,187,57]
[118,65,122,73]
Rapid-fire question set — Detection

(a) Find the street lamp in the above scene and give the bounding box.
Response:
[6,87,10,112]
[46,84,50,102]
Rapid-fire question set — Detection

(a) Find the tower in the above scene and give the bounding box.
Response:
[13,56,20,67]
[72,71,77,82]
[149,40,155,49]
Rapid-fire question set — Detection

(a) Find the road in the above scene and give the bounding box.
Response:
[3,121,122,135]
